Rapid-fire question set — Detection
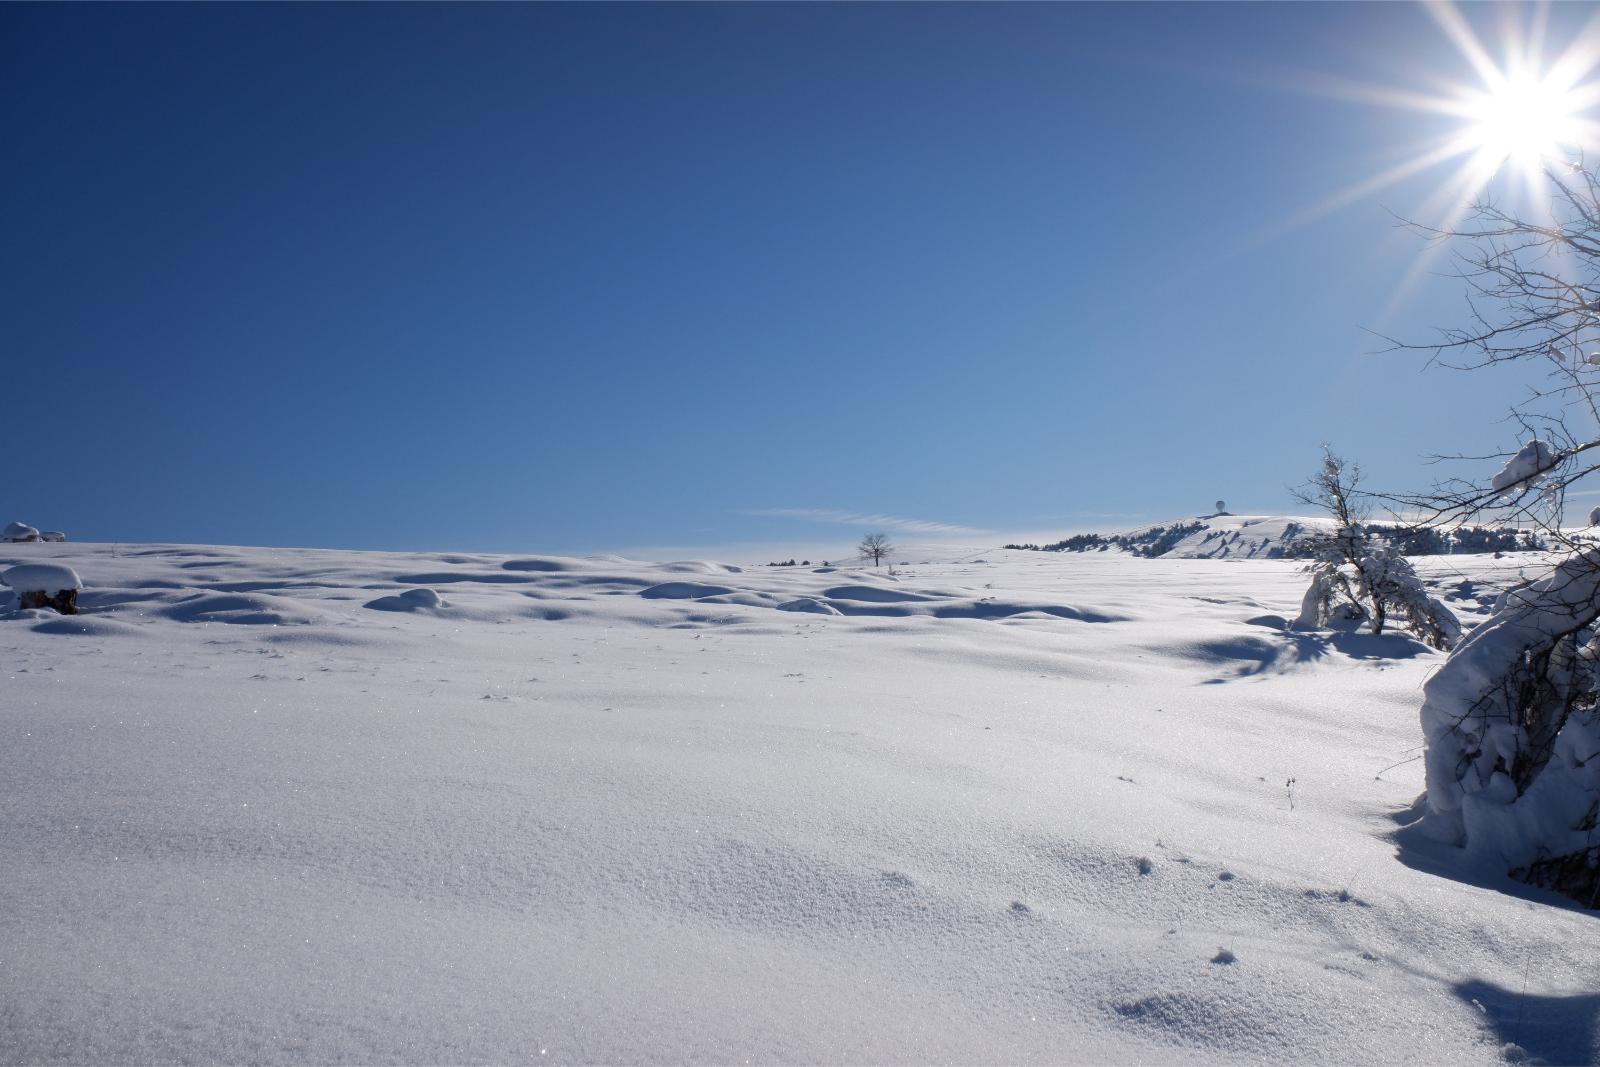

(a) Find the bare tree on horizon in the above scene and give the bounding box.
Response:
[858,533,893,568]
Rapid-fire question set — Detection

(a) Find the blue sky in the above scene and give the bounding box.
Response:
[2,3,1588,555]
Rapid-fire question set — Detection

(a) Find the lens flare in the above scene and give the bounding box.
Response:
[1275,2,1600,241]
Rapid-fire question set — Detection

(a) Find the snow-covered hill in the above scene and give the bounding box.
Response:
[1009,514,1330,559]
[1159,514,1329,559]
[2,541,1595,1064]
[1013,513,1550,561]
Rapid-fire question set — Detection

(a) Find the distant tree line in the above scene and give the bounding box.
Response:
[1353,523,1545,557]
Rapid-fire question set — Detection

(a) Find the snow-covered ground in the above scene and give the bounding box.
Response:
[3,541,1597,1064]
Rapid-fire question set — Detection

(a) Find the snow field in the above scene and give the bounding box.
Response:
[1,542,1596,1063]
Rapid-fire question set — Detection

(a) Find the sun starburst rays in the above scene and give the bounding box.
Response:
[1275,2,1600,248]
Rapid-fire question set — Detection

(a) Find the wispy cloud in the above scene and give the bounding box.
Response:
[744,507,987,536]
[1062,510,1148,521]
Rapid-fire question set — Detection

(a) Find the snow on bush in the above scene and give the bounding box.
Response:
[1420,548,1600,893]
[1295,538,1459,650]
[1290,448,1456,649]
[1490,439,1556,495]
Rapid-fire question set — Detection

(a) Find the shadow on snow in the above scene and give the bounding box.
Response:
[1198,625,1432,683]
[1453,978,1600,1065]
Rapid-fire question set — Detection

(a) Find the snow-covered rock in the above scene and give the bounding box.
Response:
[3,521,39,542]
[40,531,66,543]
[1,563,81,593]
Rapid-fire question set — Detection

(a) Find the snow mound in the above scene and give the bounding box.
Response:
[30,615,140,637]
[1,563,82,592]
[364,588,445,612]
[655,560,745,575]
[777,597,841,615]
[822,585,934,603]
[3,521,39,542]
[161,592,331,626]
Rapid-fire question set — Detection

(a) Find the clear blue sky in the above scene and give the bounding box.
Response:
[2,3,1582,554]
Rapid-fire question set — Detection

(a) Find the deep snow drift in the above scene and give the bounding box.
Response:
[2,541,1598,1064]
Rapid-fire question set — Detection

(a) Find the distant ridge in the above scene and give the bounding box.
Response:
[1004,514,1545,560]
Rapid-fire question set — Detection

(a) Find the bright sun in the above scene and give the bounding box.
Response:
[1463,71,1583,174]
[1286,2,1600,249]
[1417,0,1600,199]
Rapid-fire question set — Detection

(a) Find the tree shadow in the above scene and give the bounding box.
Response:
[1389,796,1600,918]
[1385,801,1600,1062]
[1324,629,1434,660]
[1454,978,1600,1065]
[1200,624,1431,683]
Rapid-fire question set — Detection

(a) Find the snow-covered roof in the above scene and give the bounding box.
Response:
[1,563,82,592]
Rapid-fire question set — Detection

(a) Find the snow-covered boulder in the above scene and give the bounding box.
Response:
[40,531,66,543]
[3,521,39,543]
[2,563,83,614]
[2,564,81,592]
[1490,439,1557,495]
